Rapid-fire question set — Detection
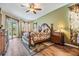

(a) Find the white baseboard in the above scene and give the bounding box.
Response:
[64,43,79,48]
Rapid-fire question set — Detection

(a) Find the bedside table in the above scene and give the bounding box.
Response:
[51,32,64,45]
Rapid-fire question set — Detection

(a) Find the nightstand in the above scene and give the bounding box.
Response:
[50,32,64,45]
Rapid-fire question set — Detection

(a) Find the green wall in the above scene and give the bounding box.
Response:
[32,5,71,44]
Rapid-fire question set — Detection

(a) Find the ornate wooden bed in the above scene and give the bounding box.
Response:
[29,23,52,47]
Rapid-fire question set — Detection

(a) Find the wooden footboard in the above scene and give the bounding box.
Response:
[29,32,50,46]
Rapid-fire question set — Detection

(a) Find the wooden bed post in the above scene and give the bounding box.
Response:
[50,24,53,35]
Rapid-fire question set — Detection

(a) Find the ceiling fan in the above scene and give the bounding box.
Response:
[21,3,42,14]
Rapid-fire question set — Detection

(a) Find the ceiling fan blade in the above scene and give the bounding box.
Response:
[35,8,42,10]
[33,11,36,14]
[26,10,30,12]
[30,3,35,8]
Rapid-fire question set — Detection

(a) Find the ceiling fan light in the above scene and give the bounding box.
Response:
[30,8,35,12]
[24,3,42,14]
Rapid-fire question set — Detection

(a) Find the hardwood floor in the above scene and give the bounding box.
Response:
[5,38,30,56]
[35,44,79,56]
[5,38,79,56]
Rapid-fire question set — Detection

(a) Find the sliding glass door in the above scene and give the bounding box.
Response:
[6,18,13,39]
[6,16,19,39]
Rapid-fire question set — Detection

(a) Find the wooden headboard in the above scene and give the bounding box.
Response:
[41,23,51,29]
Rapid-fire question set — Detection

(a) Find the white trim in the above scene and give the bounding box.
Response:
[64,43,79,48]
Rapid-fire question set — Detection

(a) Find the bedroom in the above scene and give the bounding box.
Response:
[0,3,79,56]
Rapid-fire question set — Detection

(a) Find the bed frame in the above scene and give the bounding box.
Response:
[29,23,53,47]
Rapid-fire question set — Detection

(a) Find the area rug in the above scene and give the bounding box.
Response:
[29,42,54,56]
[21,38,54,56]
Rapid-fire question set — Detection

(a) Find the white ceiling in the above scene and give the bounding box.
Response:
[0,3,68,21]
